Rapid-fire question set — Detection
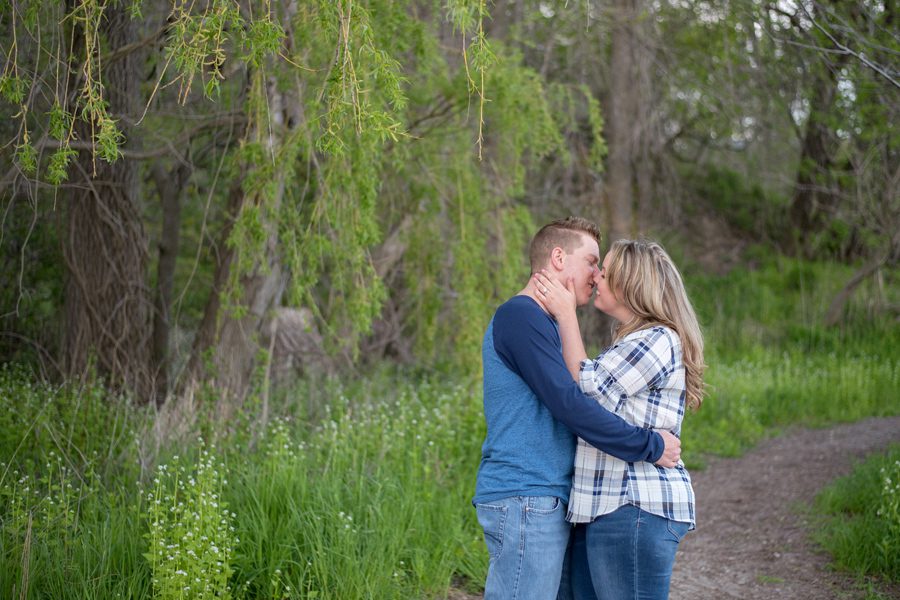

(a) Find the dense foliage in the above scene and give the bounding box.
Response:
[2,0,897,402]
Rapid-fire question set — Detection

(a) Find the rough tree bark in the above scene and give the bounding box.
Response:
[62,1,153,400]
[605,0,639,243]
[631,6,657,234]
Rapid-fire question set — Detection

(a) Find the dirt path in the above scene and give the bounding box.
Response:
[451,416,900,599]
[670,416,900,600]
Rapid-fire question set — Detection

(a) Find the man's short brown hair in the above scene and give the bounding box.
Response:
[529,217,602,271]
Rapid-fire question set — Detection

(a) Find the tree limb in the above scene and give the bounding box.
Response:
[798,3,900,89]
[823,253,888,327]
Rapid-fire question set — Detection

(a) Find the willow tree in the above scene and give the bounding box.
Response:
[62,0,153,398]
[2,0,600,402]
[0,0,154,396]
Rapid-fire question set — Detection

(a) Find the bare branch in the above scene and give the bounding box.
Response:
[797,2,900,89]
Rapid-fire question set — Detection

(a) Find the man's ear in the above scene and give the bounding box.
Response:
[549,246,566,271]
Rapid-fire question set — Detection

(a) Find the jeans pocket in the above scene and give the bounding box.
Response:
[526,496,562,515]
[476,503,508,560]
[665,519,690,543]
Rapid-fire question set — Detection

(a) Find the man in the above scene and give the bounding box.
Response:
[473,217,681,599]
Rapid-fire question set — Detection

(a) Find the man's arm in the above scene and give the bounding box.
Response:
[493,299,679,465]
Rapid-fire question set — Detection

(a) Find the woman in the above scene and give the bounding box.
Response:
[534,238,704,600]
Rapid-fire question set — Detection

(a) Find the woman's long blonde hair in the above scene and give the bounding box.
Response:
[605,239,706,410]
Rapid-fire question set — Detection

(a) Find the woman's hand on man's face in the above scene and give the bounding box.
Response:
[533,270,577,319]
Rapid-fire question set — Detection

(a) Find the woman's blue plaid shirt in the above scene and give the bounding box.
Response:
[566,325,696,528]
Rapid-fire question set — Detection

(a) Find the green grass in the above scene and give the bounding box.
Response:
[681,348,899,466]
[0,368,488,599]
[0,255,897,598]
[678,253,899,466]
[812,445,900,584]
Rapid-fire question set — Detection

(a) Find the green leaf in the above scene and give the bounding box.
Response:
[0,75,26,104]
[47,102,72,141]
[96,117,124,163]
[15,140,37,175]
[47,146,77,185]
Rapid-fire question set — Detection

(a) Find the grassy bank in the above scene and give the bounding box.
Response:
[812,445,900,591]
[0,255,897,598]
[682,254,898,464]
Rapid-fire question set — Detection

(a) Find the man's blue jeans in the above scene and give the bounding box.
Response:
[475,496,571,600]
[559,504,690,600]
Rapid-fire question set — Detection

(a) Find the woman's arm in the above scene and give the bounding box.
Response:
[579,327,675,411]
[533,270,589,380]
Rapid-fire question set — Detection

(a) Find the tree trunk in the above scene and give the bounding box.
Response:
[186,179,243,386]
[605,0,639,243]
[789,60,844,240]
[62,2,153,400]
[823,255,885,327]
[184,169,288,407]
[186,68,303,406]
[789,0,854,254]
[150,162,191,406]
[632,6,657,234]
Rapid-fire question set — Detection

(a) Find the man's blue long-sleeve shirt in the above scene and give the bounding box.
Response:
[473,295,664,505]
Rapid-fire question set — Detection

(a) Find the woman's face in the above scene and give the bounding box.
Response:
[593,252,635,322]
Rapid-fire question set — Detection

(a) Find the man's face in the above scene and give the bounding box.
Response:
[559,232,601,306]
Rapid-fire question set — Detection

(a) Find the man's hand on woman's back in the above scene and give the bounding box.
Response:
[655,431,681,468]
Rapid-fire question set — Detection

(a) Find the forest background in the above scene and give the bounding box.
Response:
[0,0,898,598]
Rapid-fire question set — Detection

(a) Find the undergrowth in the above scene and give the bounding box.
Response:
[813,445,900,583]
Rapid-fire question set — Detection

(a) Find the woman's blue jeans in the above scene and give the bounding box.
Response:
[475,495,571,600]
[558,504,690,600]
